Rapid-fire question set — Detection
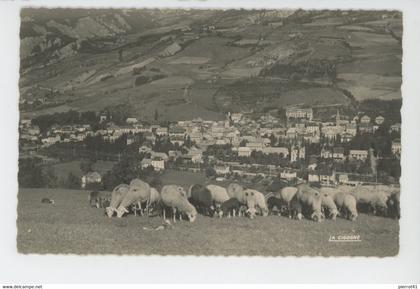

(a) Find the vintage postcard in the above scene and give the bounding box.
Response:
[17,7,402,256]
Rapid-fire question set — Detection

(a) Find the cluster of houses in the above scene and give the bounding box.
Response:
[19,105,401,186]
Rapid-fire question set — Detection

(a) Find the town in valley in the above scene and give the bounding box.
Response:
[19,103,401,190]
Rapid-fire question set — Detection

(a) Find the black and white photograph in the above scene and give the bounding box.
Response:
[16,7,404,257]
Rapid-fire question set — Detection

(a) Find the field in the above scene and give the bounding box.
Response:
[17,187,399,256]
[44,160,115,182]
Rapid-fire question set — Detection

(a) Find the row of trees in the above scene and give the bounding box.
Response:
[32,110,99,133]
[18,157,81,188]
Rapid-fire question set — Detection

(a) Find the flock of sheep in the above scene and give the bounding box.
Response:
[89,178,401,223]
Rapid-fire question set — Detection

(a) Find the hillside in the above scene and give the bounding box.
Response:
[19,9,402,120]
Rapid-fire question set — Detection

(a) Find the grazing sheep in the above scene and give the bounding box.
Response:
[243,190,259,219]
[334,192,358,221]
[266,196,288,216]
[277,186,298,203]
[351,185,388,216]
[100,196,111,208]
[41,198,54,204]
[365,185,400,198]
[147,187,161,212]
[106,184,130,218]
[161,185,197,223]
[206,184,230,204]
[289,195,303,220]
[89,191,101,208]
[386,191,400,219]
[189,184,215,217]
[116,179,151,218]
[295,184,323,222]
[218,197,242,218]
[132,187,161,216]
[319,187,338,198]
[321,192,339,220]
[226,183,259,218]
[227,183,246,203]
[244,189,268,216]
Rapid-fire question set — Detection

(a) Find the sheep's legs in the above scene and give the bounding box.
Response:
[172,207,177,223]
[146,199,150,216]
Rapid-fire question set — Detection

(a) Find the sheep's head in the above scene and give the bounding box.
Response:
[297,213,303,220]
[105,207,115,218]
[247,207,257,219]
[116,207,129,218]
[350,213,358,221]
[311,211,323,222]
[188,209,197,223]
[330,208,339,220]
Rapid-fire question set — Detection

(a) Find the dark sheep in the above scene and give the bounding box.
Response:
[387,192,400,219]
[189,184,215,217]
[99,197,111,208]
[289,195,303,220]
[41,198,54,204]
[267,196,288,216]
[218,197,241,218]
[89,191,100,208]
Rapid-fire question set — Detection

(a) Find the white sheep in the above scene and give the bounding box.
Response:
[116,179,151,218]
[206,184,230,204]
[334,192,358,221]
[243,189,268,217]
[278,186,298,203]
[161,185,197,223]
[106,184,130,218]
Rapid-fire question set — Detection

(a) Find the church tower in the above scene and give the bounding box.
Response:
[336,109,340,126]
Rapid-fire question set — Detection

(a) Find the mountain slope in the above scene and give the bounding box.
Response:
[19,9,402,120]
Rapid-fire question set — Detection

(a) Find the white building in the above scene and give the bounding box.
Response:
[214,165,230,176]
[375,115,385,125]
[156,127,169,136]
[290,146,305,162]
[360,115,371,124]
[349,149,368,161]
[151,159,165,171]
[126,117,138,124]
[238,147,252,157]
[286,107,313,120]
[261,147,289,157]
[280,170,297,180]
[81,171,102,188]
[391,139,401,156]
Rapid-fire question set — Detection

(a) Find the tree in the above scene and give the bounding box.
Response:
[269,134,277,146]
[18,158,45,188]
[239,139,248,147]
[80,158,94,174]
[205,167,216,178]
[66,172,80,189]
[154,109,159,121]
[43,167,58,188]
[184,135,192,148]
[102,153,144,190]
